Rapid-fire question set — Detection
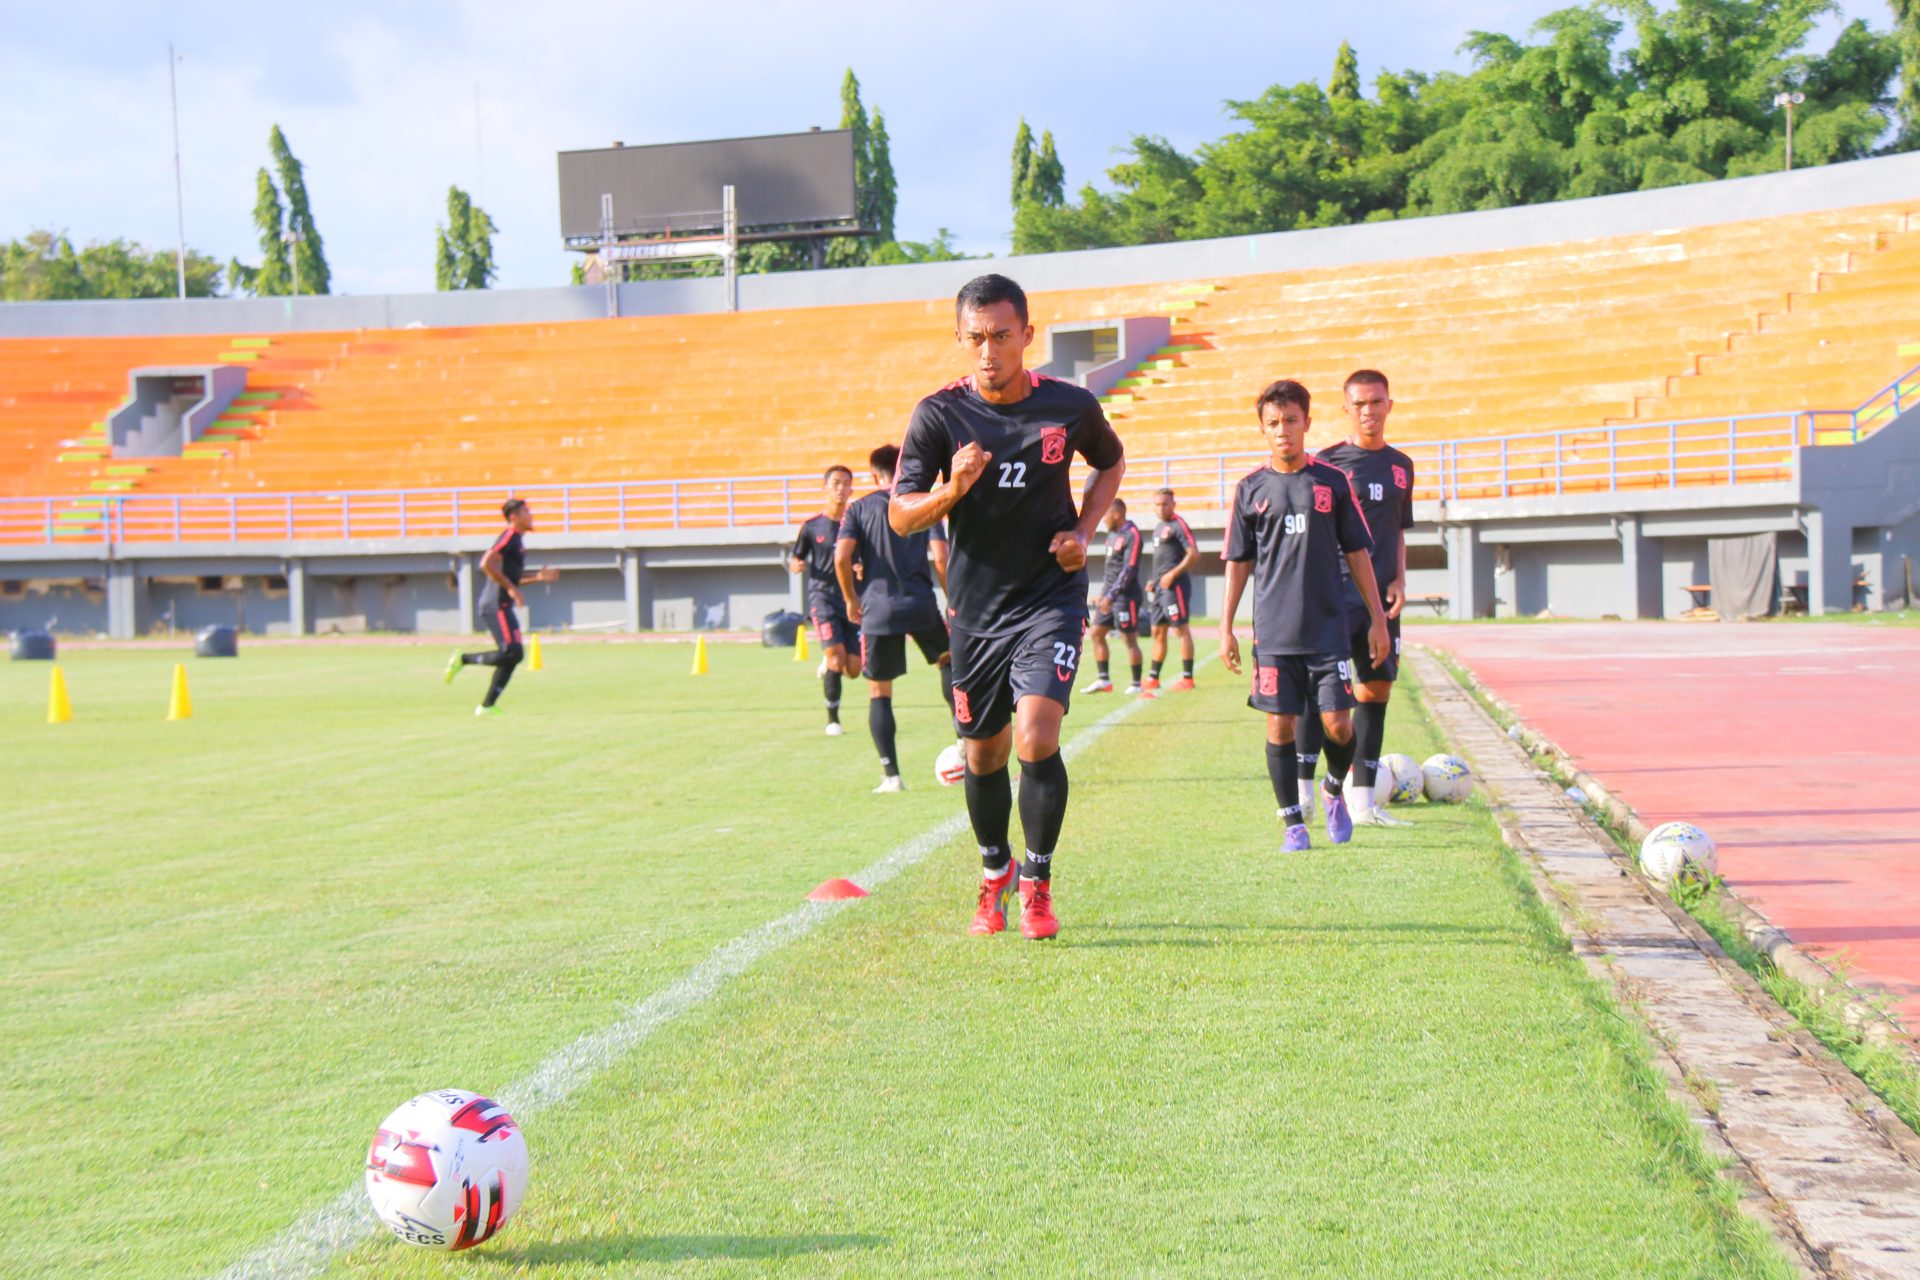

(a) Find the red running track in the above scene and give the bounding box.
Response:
[1414,621,1920,1029]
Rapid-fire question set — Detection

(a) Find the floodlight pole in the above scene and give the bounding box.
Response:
[723,184,738,313]
[600,193,618,319]
[168,41,187,299]
[1773,91,1805,171]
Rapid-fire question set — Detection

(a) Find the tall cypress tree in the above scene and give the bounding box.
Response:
[1330,40,1362,101]
[1028,130,1065,206]
[1894,0,1920,150]
[268,126,330,294]
[868,109,898,242]
[1010,119,1035,208]
[250,168,288,295]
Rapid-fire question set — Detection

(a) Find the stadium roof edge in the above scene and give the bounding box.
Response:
[4,150,1917,339]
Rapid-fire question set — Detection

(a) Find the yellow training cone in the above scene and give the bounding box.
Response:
[166,663,193,720]
[793,624,810,662]
[528,632,545,671]
[47,665,73,724]
[691,634,709,676]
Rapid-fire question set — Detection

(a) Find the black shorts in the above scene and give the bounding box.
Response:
[1346,610,1401,684]
[1248,651,1353,717]
[1150,578,1193,628]
[481,600,522,650]
[1090,591,1144,633]
[860,624,951,683]
[949,611,1085,740]
[808,598,855,652]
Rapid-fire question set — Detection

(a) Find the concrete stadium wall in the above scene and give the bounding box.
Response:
[4,152,1918,337]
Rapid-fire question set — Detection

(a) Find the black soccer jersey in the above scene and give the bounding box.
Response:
[1225,461,1373,655]
[836,489,943,635]
[1316,441,1414,608]
[477,526,525,609]
[791,512,844,605]
[1151,514,1197,585]
[896,372,1124,635]
[1100,520,1144,598]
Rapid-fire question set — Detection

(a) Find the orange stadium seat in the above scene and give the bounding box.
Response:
[0,200,1914,512]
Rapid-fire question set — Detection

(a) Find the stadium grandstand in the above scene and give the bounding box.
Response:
[2,151,1916,637]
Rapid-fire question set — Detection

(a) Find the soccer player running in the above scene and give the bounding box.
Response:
[1218,380,1388,851]
[1084,498,1146,695]
[836,445,956,792]
[1294,371,1417,826]
[1144,487,1199,691]
[788,465,862,735]
[444,498,559,715]
[891,273,1126,940]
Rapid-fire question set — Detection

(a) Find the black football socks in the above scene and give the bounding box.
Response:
[823,670,842,725]
[1017,752,1069,881]
[966,765,1013,874]
[1296,712,1325,788]
[1268,741,1302,826]
[869,696,899,777]
[1321,723,1355,795]
[1352,701,1388,789]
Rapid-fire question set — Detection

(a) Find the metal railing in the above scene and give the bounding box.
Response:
[6,364,1914,547]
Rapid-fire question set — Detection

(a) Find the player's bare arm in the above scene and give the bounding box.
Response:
[932,537,949,594]
[1159,539,1198,594]
[1218,558,1251,674]
[834,537,864,626]
[1054,456,1125,573]
[1385,537,1407,620]
[1345,550,1390,664]
[889,441,990,535]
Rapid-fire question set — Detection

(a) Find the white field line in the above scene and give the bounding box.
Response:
[210,680,1176,1280]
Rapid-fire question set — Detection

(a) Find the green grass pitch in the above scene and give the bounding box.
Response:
[1,641,1790,1277]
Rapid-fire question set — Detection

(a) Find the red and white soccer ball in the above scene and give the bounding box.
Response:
[1421,753,1474,802]
[1639,822,1718,887]
[1379,753,1425,803]
[935,742,967,787]
[365,1089,529,1251]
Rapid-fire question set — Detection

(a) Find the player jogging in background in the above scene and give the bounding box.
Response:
[837,444,955,792]
[891,273,1126,940]
[1295,371,1417,827]
[1145,487,1198,691]
[1084,498,1146,695]
[444,498,559,715]
[1218,379,1388,852]
[789,465,862,735]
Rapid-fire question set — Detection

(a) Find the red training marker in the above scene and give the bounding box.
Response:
[807,878,869,902]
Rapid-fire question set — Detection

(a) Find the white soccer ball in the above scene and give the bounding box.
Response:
[365,1089,529,1251]
[1421,753,1474,802]
[935,742,967,787]
[1380,753,1424,803]
[1639,822,1718,887]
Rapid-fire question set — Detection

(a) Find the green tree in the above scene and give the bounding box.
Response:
[1027,130,1066,206]
[0,231,221,300]
[268,125,330,293]
[868,228,977,265]
[1330,40,1362,101]
[869,109,898,241]
[1011,118,1035,207]
[1890,0,1920,148]
[434,185,498,290]
[237,167,289,296]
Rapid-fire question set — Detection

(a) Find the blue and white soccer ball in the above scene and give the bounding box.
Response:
[365,1090,529,1251]
[1639,822,1718,887]
[1421,753,1474,803]
[1380,753,1424,803]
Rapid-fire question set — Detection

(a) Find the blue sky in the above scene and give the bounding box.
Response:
[0,1,1891,295]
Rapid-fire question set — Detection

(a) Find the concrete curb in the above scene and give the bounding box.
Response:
[1428,645,1918,1064]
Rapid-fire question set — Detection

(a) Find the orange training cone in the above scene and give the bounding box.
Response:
[47,665,73,724]
[691,635,709,676]
[166,663,193,721]
[528,632,545,671]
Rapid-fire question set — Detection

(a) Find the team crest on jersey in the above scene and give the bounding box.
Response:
[1313,485,1334,514]
[1039,425,1067,465]
[1392,464,1409,490]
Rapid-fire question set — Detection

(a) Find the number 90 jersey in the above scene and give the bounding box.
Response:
[896,372,1124,635]
[1225,460,1373,656]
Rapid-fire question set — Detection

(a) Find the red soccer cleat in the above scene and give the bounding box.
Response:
[1019,878,1060,940]
[970,863,1017,935]
[1141,676,1161,691]
[1170,676,1196,691]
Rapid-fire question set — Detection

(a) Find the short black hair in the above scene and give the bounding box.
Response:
[1155,487,1175,498]
[1109,497,1127,515]
[955,273,1028,327]
[502,498,528,520]
[1344,369,1390,396]
[823,464,852,484]
[1256,379,1311,419]
[869,444,901,477]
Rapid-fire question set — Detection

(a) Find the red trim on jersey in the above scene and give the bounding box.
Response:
[1173,514,1196,552]
[1126,525,1141,566]
[489,526,517,555]
[497,606,520,647]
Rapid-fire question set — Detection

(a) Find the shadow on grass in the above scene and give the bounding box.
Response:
[1067,920,1513,949]
[478,1232,887,1265]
